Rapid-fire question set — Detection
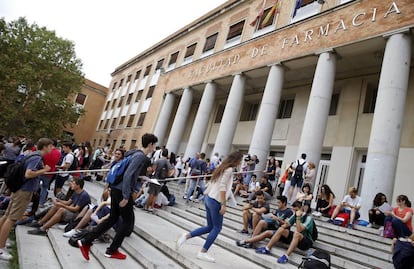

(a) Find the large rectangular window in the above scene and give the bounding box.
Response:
[156,59,164,70]
[256,7,277,30]
[135,70,141,81]
[118,116,125,128]
[126,93,133,105]
[137,112,146,127]
[203,33,218,53]
[277,98,294,119]
[98,120,103,129]
[135,90,143,103]
[110,118,117,129]
[183,43,197,63]
[240,103,260,121]
[130,139,137,149]
[363,83,378,113]
[75,93,87,106]
[118,79,124,89]
[126,115,135,127]
[144,65,152,76]
[112,82,117,91]
[146,86,155,99]
[168,51,179,66]
[118,96,124,107]
[103,119,110,129]
[111,99,117,109]
[226,20,245,42]
[104,101,110,111]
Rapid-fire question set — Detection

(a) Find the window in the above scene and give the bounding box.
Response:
[135,70,141,81]
[118,96,124,107]
[168,51,179,66]
[240,103,260,121]
[112,140,117,150]
[98,139,102,146]
[103,119,110,129]
[329,93,340,116]
[75,93,87,106]
[277,98,294,119]
[110,118,117,129]
[111,99,116,109]
[184,43,197,61]
[137,112,146,127]
[126,93,133,105]
[257,7,277,30]
[98,120,104,129]
[126,115,135,127]
[118,79,124,89]
[363,83,378,113]
[121,140,126,148]
[156,59,164,70]
[144,65,152,76]
[203,33,218,52]
[104,101,110,111]
[226,20,245,42]
[112,82,117,91]
[214,104,225,123]
[130,139,137,149]
[118,116,125,128]
[135,90,143,102]
[146,86,155,99]
[291,0,320,22]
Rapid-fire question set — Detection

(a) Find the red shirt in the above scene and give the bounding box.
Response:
[393,207,413,232]
[43,147,61,178]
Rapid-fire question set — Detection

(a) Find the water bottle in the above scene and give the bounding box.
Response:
[306,248,314,257]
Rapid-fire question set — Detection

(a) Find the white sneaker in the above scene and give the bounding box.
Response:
[312,211,322,217]
[0,249,12,261]
[176,233,187,250]
[197,251,215,263]
[63,229,78,238]
[5,239,12,248]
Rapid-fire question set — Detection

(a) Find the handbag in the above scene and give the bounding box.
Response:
[384,220,396,239]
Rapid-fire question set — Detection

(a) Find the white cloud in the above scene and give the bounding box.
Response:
[0,0,227,86]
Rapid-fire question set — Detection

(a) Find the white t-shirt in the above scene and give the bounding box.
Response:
[60,153,74,177]
[248,180,260,192]
[342,194,362,211]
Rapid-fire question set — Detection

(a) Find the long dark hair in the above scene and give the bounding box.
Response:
[321,184,335,199]
[397,195,412,208]
[373,192,386,207]
[211,151,243,182]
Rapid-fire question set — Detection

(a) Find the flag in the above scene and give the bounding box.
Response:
[292,0,302,18]
[260,0,281,28]
[250,0,266,27]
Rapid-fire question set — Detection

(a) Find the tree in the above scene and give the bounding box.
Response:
[0,17,84,139]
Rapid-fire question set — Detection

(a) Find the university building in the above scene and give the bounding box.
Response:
[92,0,414,218]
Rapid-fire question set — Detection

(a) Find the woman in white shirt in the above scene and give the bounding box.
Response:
[176,151,243,263]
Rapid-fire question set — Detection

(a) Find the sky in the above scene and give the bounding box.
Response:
[0,0,228,87]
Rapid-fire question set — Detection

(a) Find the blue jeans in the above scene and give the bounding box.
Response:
[39,175,52,205]
[186,178,206,203]
[385,216,412,238]
[190,196,223,251]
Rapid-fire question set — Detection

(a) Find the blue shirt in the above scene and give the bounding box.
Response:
[21,152,43,192]
[71,190,91,211]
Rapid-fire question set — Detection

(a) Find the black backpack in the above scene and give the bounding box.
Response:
[393,240,414,269]
[298,249,331,269]
[4,153,40,193]
[311,219,318,241]
[68,153,79,171]
[294,161,306,180]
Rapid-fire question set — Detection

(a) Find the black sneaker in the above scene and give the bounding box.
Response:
[28,228,47,236]
[29,221,42,228]
[239,229,248,234]
[236,240,245,247]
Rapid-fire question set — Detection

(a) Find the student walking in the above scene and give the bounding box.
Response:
[176,151,243,263]
[77,133,157,261]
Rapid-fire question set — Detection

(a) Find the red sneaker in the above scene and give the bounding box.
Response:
[104,250,127,260]
[77,240,91,261]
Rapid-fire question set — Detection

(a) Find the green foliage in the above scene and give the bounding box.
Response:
[0,17,84,139]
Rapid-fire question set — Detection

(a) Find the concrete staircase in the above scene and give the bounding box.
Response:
[14,179,394,269]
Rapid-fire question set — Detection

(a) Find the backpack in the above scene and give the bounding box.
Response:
[298,249,331,269]
[294,160,306,180]
[106,150,143,185]
[68,153,79,171]
[4,153,41,193]
[393,240,414,269]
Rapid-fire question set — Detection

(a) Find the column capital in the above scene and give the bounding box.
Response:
[267,62,288,70]
[203,80,214,84]
[231,72,243,77]
[314,48,335,56]
[383,27,411,38]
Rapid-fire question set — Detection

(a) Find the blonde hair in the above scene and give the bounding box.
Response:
[348,186,358,194]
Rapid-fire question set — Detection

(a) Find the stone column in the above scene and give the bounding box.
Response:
[360,33,411,219]
[165,87,193,154]
[184,82,217,159]
[153,93,176,145]
[212,74,246,157]
[249,64,285,175]
[297,51,336,180]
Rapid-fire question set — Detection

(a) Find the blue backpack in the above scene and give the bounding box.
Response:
[106,150,142,185]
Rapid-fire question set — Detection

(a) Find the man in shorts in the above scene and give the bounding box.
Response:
[0,138,53,260]
[28,177,90,235]
[240,191,269,234]
[255,200,315,264]
[236,195,293,248]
